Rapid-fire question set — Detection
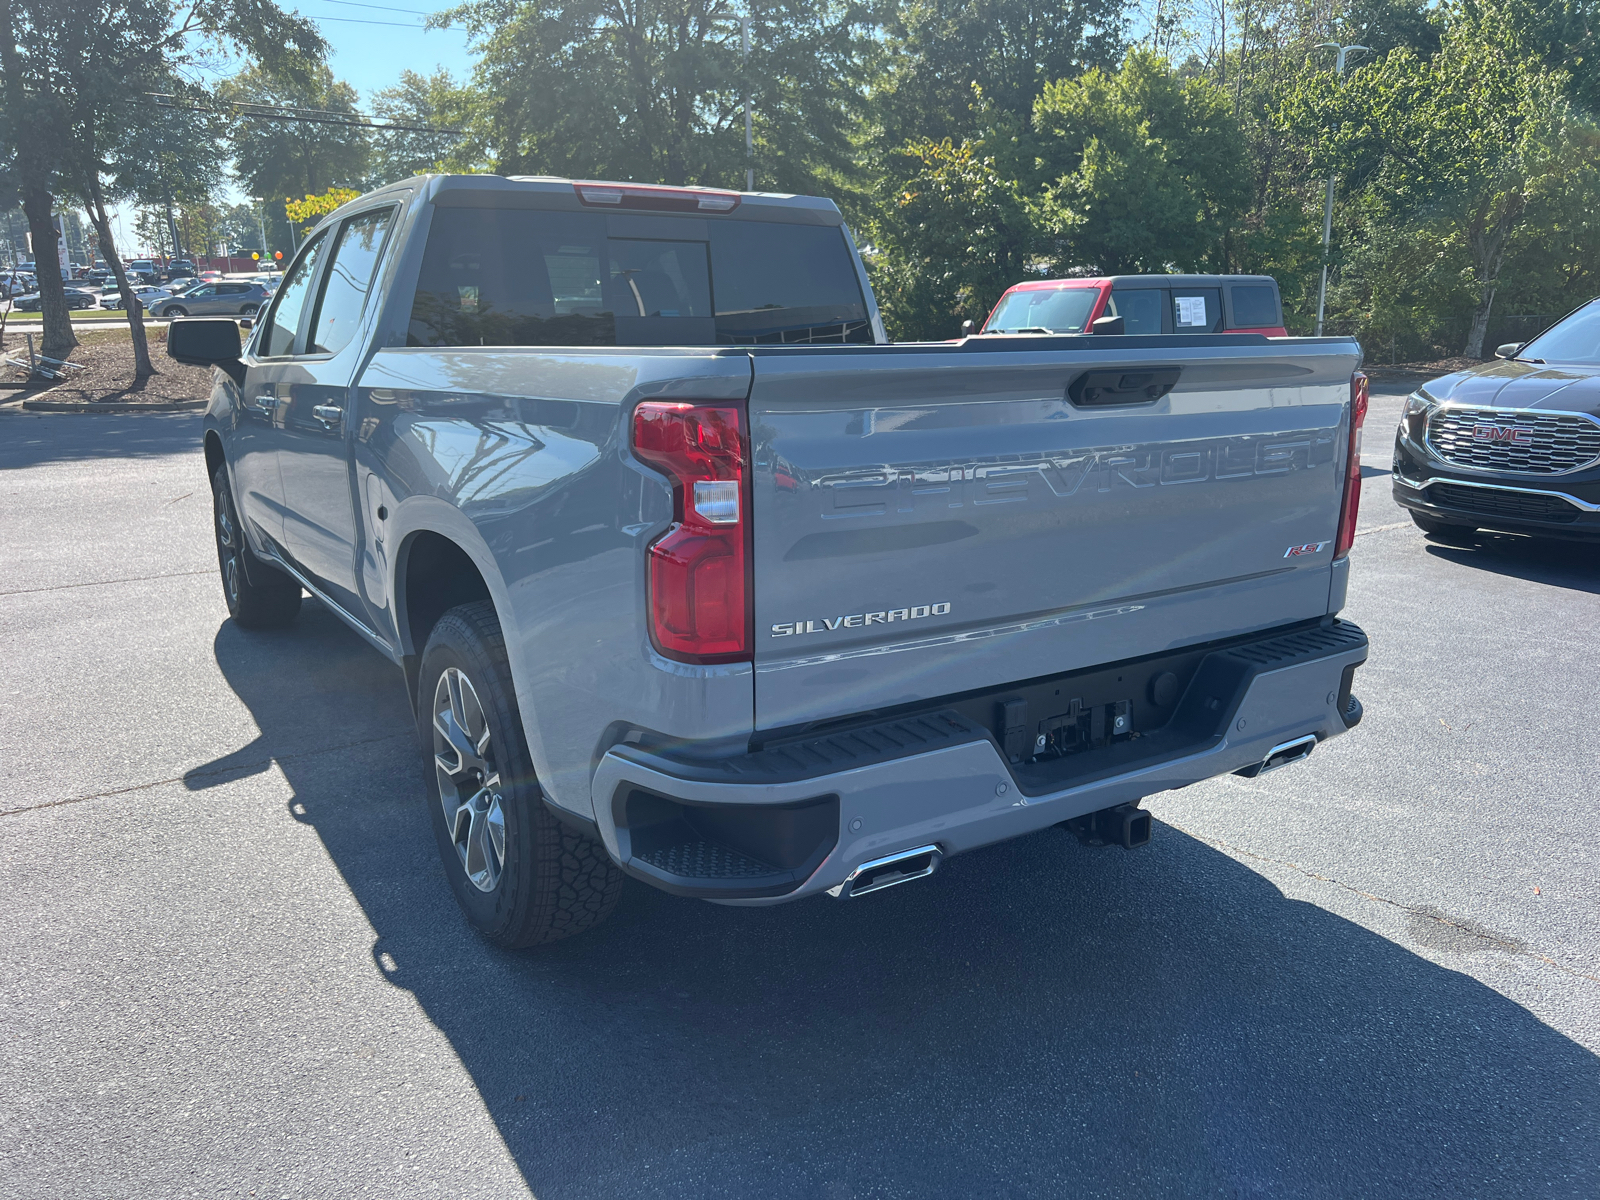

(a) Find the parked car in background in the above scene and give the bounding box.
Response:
[102,285,173,311]
[148,281,270,318]
[166,260,198,282]
[126,259,158,285]
[978,275,1288,338]
[1394,298,1600,542]
[198,271,225,282]
[13,287,99,311]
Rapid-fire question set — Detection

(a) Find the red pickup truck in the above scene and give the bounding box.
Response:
[978,274,1288,337]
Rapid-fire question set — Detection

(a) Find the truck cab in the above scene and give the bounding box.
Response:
[982,274,1289,338]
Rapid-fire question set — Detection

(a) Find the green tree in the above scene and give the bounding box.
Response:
[1283,25,1590,356]
[0,0,320,366]
[369,69,480,183]
[866,138,1033,339]
[872,0,1128,150]
[222,61,371,249]
[1032,49,1251,273]
[444,0,872,192]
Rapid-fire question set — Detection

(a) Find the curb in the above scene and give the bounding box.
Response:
[21,399,205,413]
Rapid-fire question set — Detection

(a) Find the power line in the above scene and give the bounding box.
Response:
[146,96,466,135]
[314,13,465,28]
[321,0,442,14]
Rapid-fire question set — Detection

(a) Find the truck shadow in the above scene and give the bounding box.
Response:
[1424,530,1600,595]
[190,604,1600,1200]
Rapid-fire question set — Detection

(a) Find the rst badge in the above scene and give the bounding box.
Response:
[1472,423,1533,445]
[1284,541,1329,558]
[771,602,951,637]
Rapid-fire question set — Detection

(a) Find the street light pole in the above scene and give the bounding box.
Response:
[741,15,753,191]
[249,197,269,264]
[1314,41,1369,337]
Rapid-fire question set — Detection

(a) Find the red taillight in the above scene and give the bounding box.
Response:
[632,402,750,663]
[1334,371,1369,559]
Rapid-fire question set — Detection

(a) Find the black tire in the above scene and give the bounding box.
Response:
[1411,512,1476,543]
[211,464,302,628]
[419,601,624,948]
[165,305,187,318]
[240,303,259,315]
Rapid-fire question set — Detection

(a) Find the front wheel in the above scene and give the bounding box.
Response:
[211,465,302,628]
[419,601,623,948]
[1411,512,1476,543]
[164,305,187,318]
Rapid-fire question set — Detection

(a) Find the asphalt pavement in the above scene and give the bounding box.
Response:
[1,385,1596,1198]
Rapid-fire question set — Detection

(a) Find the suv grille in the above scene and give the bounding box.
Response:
[1430,483,1580,523]
[1427,406,1600,475]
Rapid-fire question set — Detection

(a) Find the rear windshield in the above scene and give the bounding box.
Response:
[407,208,870,348]
[984,286,1098,333]
[1516,300,1600,365]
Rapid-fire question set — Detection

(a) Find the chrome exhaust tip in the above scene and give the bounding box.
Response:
[829,844,943,899]
[1256,734,1317,775]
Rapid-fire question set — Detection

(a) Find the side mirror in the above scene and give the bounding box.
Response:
[1091,315,1125,335]
[1494,342,1523,360]
[167,317,244,385]
[961,319,975,338]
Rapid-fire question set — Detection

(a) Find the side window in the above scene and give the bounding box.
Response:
[1171,287,1223,331]
[1108,289,1165,335]
[308,208,395,356]
[261,233,330,358]
[1230,284,1280,328]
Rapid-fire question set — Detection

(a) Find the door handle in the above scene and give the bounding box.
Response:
[253,393,275,415]
[1068,367,1183,406]
[312,403,343,428]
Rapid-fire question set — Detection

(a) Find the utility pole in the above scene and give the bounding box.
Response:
[1314,41,1369,337]
[742,15,753,192]
[250,197,269,261]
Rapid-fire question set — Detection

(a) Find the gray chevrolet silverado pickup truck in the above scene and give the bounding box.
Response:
[169,174,1370,947]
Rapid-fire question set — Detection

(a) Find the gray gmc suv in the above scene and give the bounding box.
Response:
[1394,300,1600,541]
[169,174,1370,948]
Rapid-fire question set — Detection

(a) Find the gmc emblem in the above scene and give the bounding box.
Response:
[1473,423,1532,445]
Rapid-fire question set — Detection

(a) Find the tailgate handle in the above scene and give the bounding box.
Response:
[1068,367,1182,406]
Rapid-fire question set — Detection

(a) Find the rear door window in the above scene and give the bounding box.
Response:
[708,223,869,343]
[1108,289,1166,334]
[1229,284,1280,328]
[1171,287,1223,331]
[407,207,869,347]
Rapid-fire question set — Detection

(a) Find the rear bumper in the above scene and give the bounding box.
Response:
[590,620,1369,905]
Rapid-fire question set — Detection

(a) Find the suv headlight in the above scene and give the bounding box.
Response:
[1398,391,1434,448]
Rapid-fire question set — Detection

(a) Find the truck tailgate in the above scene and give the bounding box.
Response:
[749,338,1361,731]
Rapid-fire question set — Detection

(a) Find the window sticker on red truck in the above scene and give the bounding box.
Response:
[771,602,952,636]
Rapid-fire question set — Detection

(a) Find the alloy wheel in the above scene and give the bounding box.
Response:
[214,483,241,607]
[432,667,506,893]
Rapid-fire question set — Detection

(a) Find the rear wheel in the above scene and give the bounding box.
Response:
[1411,512,1476,543]
[240,303,259,316]
[419,601,623,947]
[211,465,302,628]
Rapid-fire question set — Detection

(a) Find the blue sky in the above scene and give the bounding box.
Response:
[298,0,479,99]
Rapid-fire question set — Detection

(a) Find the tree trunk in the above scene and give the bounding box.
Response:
[20,185,78,362]
[83,191,154,380]
[1464,286,1497,361]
